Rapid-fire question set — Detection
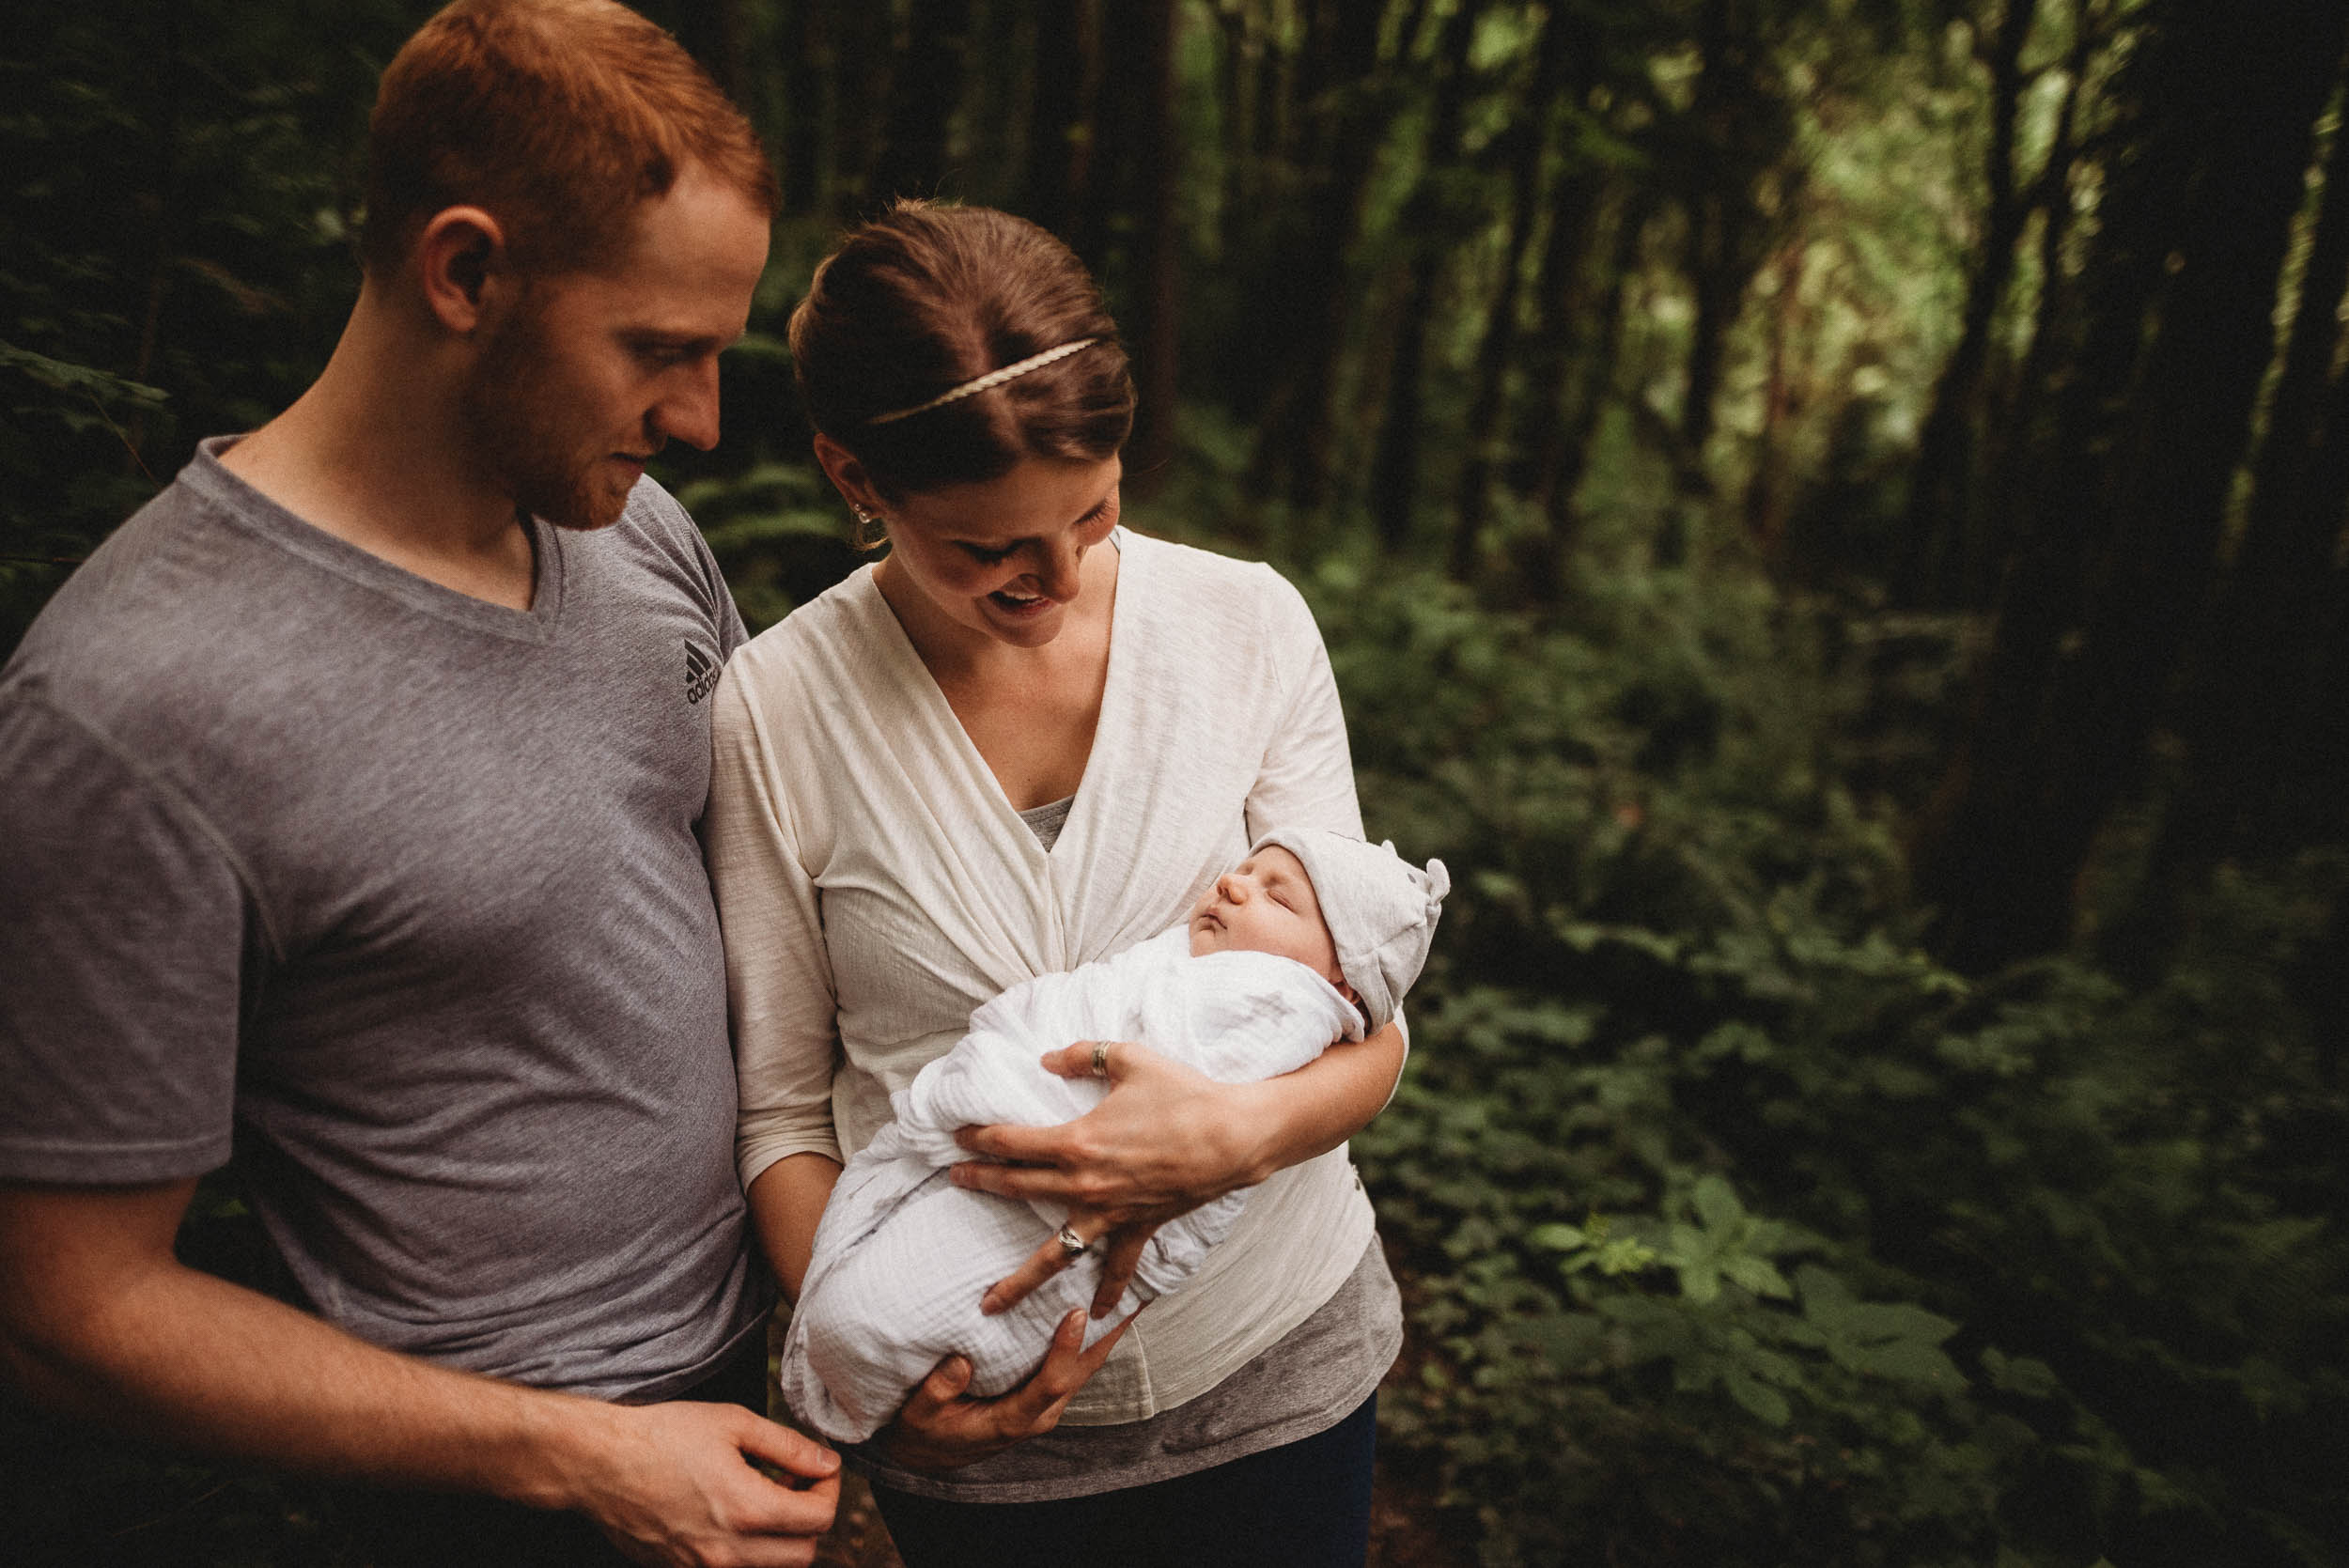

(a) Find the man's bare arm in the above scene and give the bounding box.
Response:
[0,1179,838,1568]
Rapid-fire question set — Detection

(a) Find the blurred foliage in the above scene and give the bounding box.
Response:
[1285,515,2349,1562]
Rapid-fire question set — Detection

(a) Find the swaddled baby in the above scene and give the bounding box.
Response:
[779,828,1449,1443]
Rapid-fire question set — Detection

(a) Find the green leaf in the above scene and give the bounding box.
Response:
[0,341,168,410]
[1691,1173,1744,1232]
[1725,1369,1792,1426]
[1675,1261,1722,1305]
[1720,1253,1794,1299]
[1981,1347,2060,1399]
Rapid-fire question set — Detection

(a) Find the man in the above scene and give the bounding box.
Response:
[0,3,838,1563]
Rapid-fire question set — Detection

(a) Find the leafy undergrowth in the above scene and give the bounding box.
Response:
[1316,551,2349,1567]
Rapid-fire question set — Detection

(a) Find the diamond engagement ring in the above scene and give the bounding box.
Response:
[1091,1041,1111,1078]
[1055,1222,1090,1262]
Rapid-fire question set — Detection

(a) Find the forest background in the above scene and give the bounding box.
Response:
[6,1,2348,1564]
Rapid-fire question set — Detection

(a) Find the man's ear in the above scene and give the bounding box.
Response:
[412,206,512,334]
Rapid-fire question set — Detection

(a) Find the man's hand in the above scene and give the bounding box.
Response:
[566,1399,839,1568]
[875,1306,1140,1473]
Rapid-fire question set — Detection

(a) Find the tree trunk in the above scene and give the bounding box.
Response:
[1022,0,1089,233]
[1514,163,1607,504]
[1369,0,1482,552]
[1214,0,1255,235]
[870,0,972,201]
[1674,0,1793,491]
[832,0,896,213]
[1450,4,1576,578]
[1975,0,2097,609]
[1918,0,2348,973]
[1739,237,1808,565]
[1125,0,1183,494]
[1899,0,2039,605]
[1071,0,1144,279]
[125,0,180,463]
[2228,185,2349,859]
[2132,76,2349,919]
[778,0,832,215]
[1543,194,1647,581]
[1243,0,1394,511]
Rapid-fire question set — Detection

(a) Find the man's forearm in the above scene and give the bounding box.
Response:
[3,1178,840,1562]
[5,1234,616,1508]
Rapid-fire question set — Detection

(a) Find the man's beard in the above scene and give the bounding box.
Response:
[459,301,637,533]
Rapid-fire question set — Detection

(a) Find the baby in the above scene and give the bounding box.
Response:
[778,828,1449,1443]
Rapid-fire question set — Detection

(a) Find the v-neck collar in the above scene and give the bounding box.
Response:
[189,437,568,643]
[855,528,1135,863]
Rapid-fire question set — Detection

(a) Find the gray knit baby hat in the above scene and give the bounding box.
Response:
[1248,829,1449,1032]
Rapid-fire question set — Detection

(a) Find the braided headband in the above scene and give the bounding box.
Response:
[865,338,1101,426]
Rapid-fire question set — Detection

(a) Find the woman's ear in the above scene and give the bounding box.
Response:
[812,432,884,516]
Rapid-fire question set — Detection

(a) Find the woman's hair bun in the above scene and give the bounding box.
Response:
[788,201,1135,498]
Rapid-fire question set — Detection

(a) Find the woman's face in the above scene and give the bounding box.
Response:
[863,454,1123,649]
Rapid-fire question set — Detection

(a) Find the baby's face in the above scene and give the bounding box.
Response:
[1188,846,1342,985]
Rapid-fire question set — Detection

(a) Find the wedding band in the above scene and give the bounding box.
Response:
[1055,1222,1089,1262]
[1090,1041,1111,1079]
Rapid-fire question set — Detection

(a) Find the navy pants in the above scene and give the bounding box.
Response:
[872,1392,1380,1568]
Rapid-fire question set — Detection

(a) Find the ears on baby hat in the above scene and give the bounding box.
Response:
[1248,828,1448,1032]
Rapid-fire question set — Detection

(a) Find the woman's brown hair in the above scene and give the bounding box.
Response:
[788,202,1135,500]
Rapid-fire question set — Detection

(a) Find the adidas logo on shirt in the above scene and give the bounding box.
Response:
[684,640,721,704]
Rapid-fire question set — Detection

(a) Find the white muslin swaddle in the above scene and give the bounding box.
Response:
[779,926,1362,1442]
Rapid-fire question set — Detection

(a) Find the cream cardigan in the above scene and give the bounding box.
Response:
[708,530,1385,1423]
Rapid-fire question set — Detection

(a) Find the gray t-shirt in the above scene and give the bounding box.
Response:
[0,439,768,1401]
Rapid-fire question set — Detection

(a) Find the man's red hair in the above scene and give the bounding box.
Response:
[362,0,777,277]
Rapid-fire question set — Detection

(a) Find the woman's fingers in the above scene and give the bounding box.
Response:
[984,1310,1102,1436]
[898,1354,973,1422]
[1019,1302,1143,1409]
[1014,1310,1095,1409]
[879,1309,1144,1473]
[951,1121,1079,1174]
[974,1214,1163,1319]
[980,1213,1111,1315]
[1091,1224,1157,1317]
[1036,1039,1122,1081]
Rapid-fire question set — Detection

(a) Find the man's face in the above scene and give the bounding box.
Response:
[459,162,770,530]
[1188,846,1344,986]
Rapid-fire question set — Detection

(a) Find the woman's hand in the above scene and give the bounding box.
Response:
[874,1305,1141,1473]
[951,1040,1279,1317]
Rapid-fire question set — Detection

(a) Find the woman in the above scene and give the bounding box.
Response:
[705,201,1407,1566]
